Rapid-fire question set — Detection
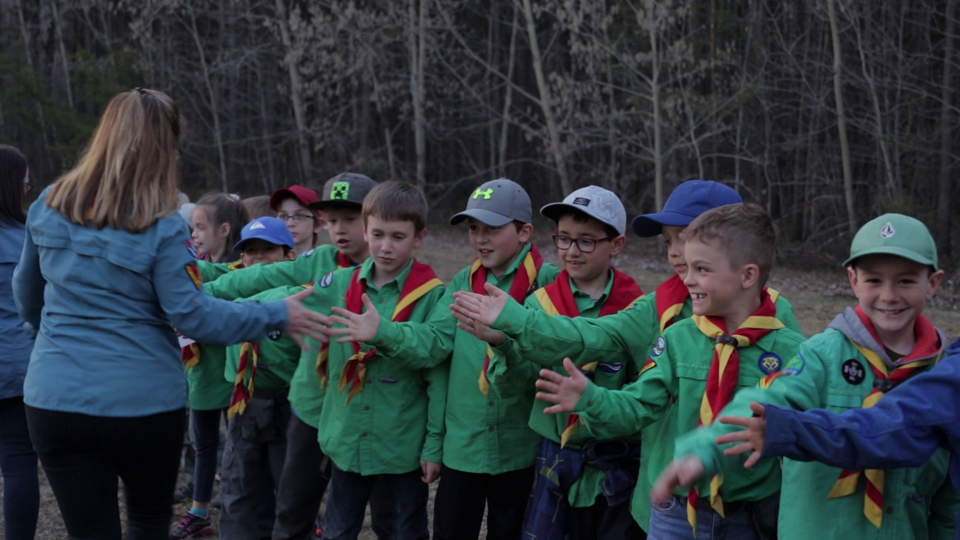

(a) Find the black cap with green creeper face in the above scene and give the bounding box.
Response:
[309,173,377,210]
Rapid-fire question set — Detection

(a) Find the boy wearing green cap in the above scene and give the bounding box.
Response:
[327,178,559,540]
[656,213,958,540]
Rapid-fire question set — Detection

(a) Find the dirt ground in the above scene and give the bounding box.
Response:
[7,226,960,538]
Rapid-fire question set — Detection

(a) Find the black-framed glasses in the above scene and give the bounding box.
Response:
[552,234,612,253]
[278,213,315,224]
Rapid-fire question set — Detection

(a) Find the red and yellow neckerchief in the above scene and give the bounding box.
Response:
[312,257,361,387]
[534,268,642,447]
[472,244,544,397]
[686,288,784,531]
[181,261,247,368]
[332,261,442,405]
[828,306,942,528]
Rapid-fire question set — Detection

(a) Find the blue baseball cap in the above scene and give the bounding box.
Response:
[233,217,295,252]
[631,180,742,237]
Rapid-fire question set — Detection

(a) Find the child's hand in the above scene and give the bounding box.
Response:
[450,282,508,327]
[650,456,705,504]
[534,357,589,415]
[326,294,380,344]
[283,287,332,350]
[716,401,768,468]
[451,308,506,346]
[421,460,441,483]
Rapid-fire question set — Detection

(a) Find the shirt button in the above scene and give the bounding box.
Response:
[504,323,511,329]
[488,426,495,432]
[886,507,894,515]
[364,406,370,411]
[488,401,494,407]
[362,432,368,437]
[587,400,594,406]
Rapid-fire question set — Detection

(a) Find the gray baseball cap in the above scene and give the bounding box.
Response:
[449,178,532,226]
[309,173,377,210]
[540,185,627,236]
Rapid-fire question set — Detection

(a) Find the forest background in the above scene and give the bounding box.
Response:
[2,0,960,266]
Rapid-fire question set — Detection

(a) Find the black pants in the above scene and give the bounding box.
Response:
[433,465,533,540]
[568,496,647,540]
[25,405,185,540]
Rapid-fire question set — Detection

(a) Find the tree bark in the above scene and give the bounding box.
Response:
[408,0,428,189]
[826,0,857,234]
[938,0,956,254]
[274,0,312,183]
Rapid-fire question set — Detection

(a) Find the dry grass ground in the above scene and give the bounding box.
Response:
[8,226,960,538]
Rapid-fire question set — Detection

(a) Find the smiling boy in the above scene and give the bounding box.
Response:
[657,214,958,540]
[532,203,805,540]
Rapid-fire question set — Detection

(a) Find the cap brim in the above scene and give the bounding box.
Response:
[271,188,321,216]
[449,208,513,227]
[309,200,362,211]
[541,202,624,235]
[842,247,937,269]
[631,212,695,237]
[234,235,293,253]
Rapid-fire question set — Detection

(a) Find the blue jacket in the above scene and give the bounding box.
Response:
[762,337,960,539]
[0,222,34,400]
[13,191,288,417]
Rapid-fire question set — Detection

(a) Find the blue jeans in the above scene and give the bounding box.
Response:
[0,396,39,540]
[324,465,428,540]
[648,495,757,540]
[190,408,225,503]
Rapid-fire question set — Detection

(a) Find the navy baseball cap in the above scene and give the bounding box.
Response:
[233,217,295,252]
[631,180,742,237]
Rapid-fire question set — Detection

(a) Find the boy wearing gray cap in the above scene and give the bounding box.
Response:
[326,178,559,539]
[478,186,646,540]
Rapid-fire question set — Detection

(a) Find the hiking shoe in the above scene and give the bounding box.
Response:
[170,511,214,539]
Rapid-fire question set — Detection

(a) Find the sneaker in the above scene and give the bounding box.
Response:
[170,510,214,539]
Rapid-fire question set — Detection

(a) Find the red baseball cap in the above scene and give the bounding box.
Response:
[269,185,321,217]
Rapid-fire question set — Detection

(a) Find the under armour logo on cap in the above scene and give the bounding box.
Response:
[250,221,266,230]
[879,222,895,239]
[572,197,591,207]
[473,188,494,200]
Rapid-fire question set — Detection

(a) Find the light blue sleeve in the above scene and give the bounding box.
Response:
[151,221,288,345]
[13,219,44,331]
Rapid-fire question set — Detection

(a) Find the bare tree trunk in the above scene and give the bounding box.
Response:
[647,0,664,210]
[519,0,571,194]
[407,0,428,189]
[826,0,857,234]
[938,0,956,255]
[50,0,74,109]
[274,0,312,182]
[187,7,228,192]
[845,1,897,198]
[498,6,519,178]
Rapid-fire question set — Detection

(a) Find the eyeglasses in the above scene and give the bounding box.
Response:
[278,213,315,224]
[552,234,612,253]
[24,180,33,194]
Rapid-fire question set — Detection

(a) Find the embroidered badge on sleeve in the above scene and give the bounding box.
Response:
[185,264,202,289]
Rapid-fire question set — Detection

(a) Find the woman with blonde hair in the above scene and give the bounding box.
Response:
[14,88,328,539]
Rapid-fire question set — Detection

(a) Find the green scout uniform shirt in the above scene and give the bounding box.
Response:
[186,260,249,411]
[308,258,448,475]
[488,270,642,508]
[488,284,802,530]
[572,317,805,525]
[204,244,343,300]
[676,310,958,540]
[372,242,559,474]
[224,285,305,391]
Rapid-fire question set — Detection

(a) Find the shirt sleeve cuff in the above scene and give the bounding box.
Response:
[760,404,798,459]
[491,297,527,336]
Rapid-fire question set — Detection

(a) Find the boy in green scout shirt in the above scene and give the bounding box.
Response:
[531,203,806,540]
[174,217,297,538]
[656,213,958,540]
[451,180,802,532]
[303,181,446,540]
[200,173,386,540]
[480,186,646,540]
[326,178,559,540]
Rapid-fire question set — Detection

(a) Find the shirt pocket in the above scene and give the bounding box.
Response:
[822,390,863,411]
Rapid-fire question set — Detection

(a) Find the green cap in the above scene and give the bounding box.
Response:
[842,213,938,269]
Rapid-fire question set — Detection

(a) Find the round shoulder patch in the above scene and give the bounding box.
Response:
[319,271,334,288]
[267,329,282,341]
[758,353,781,375]
[841,358,866,385]
[301,248,316,258]
[651,336,666,357]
